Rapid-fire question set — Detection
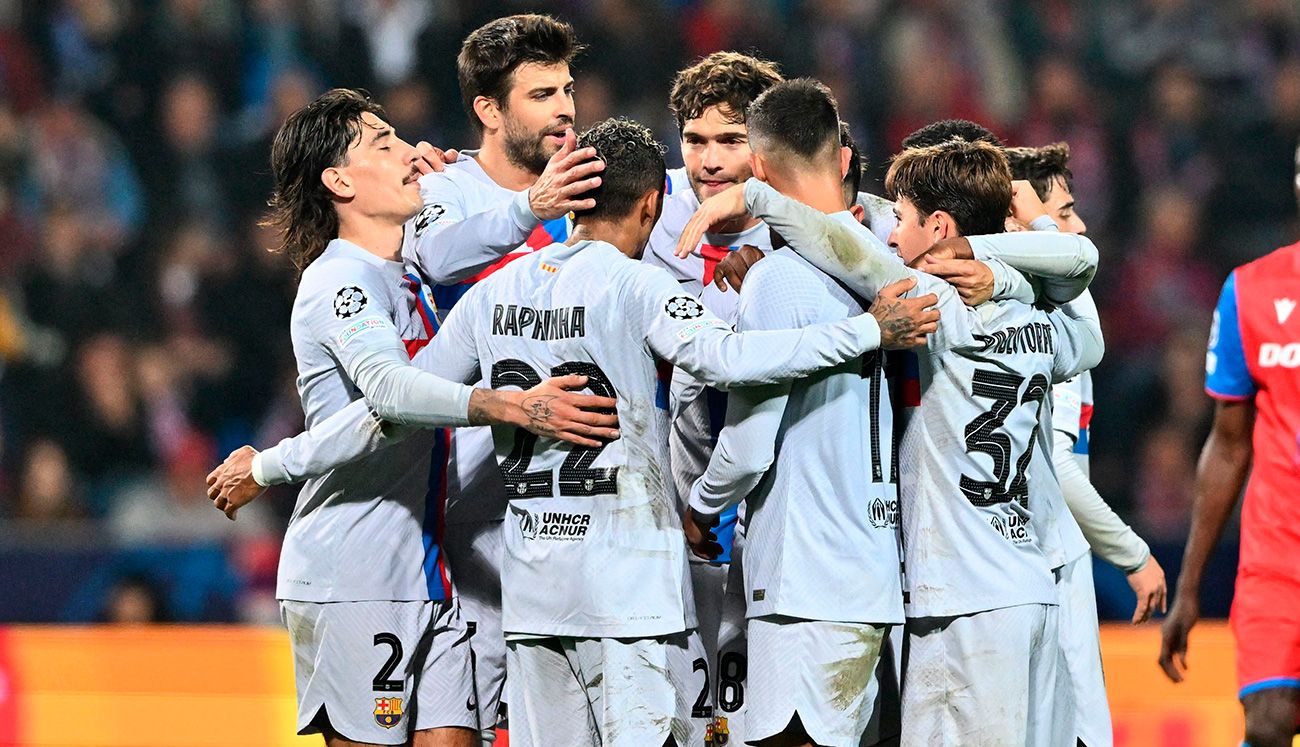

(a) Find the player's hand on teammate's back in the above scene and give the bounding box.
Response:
[1127,556,1168,624]
[1009,179,1050,225]
[870,277,940,349]
[413,142,460,174]
[675,183,749,259]
[682,509,722,561]
[921,256,996,306]
[508,374,620,448]
[1158,593,1199,683]
[712,244,766,291]
[206,445,266,521]
[527,128,605,220]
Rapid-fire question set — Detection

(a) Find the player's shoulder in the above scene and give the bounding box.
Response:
[664,167,694,205]
[298,241,391,297]
[416,153,502,202]
[658,168,699,223]
[1234,240,1300,286]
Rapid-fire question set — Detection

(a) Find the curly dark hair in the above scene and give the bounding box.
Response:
[901,118,1004,150]
[457,15,584,136]
[264,89,387,276]
[886,139,1012,237]
[668,51,783,131]
[571,117,666,223]
[1006,142,1073,202]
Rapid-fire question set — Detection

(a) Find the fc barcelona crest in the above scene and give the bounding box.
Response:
[374,697,404,728]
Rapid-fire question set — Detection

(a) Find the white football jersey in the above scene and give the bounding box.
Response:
[736,180,1104,619]
[403,152,570,526]
[1050,372,1096,564]
[278,239,453,603]
[691,250,905,624]
[643,167,775,562]
[415,238,884,638]
[900,281,1099,617]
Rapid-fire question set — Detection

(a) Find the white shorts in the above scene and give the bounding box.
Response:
[747,616,889,747]
[714,575,749,746]
[505,632,703,747]
[901,604,1072,747]
[1059,554,1111,747]
[281,599,476,745]
[691,561,727,669]
[445,519,507,739]
[860,624,903,746]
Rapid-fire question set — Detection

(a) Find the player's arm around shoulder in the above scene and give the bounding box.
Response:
[406,168,537,284]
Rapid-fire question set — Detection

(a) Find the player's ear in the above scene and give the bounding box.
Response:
[930,211,958,240]
[850,203,866,223]
[473,96,501,133]
[750,151,768,183]
[321,166,353,200]
[840,146,852,180]
[639,187,660,227]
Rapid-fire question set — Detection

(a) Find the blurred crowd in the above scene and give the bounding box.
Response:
[0,0,1294,622]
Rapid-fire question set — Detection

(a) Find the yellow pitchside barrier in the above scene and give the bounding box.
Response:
[0,623,1260,746]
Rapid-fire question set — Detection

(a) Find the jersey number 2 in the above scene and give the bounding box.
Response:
[490,359,618,497]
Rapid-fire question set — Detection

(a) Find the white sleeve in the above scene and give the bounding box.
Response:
[1047,288,1104,383]
[967,229,1098,305]
[631,265,880,389]
[404,171,539,284]
[746,178,912,301]
[687,259,827,516]
[1052,429,1152,572]
[1052,377,1083,443]
[984,257,1039,304]
[303,265,474,428]
[688,384,788,516]
[252,401,416,486]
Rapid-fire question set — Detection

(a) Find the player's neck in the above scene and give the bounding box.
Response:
[568,220,642,259]
[475,139,540,192]
[336,214,404,262]
[764,171,846,215]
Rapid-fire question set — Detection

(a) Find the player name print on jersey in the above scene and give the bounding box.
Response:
[975,321,1056,356]
[491,304,587,340]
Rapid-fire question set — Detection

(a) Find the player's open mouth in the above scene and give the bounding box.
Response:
[545,131,568,143]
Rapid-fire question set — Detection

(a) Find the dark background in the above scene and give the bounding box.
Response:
[0,0,1283,623]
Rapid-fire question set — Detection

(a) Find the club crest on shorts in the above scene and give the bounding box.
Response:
[374,696,404,728]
